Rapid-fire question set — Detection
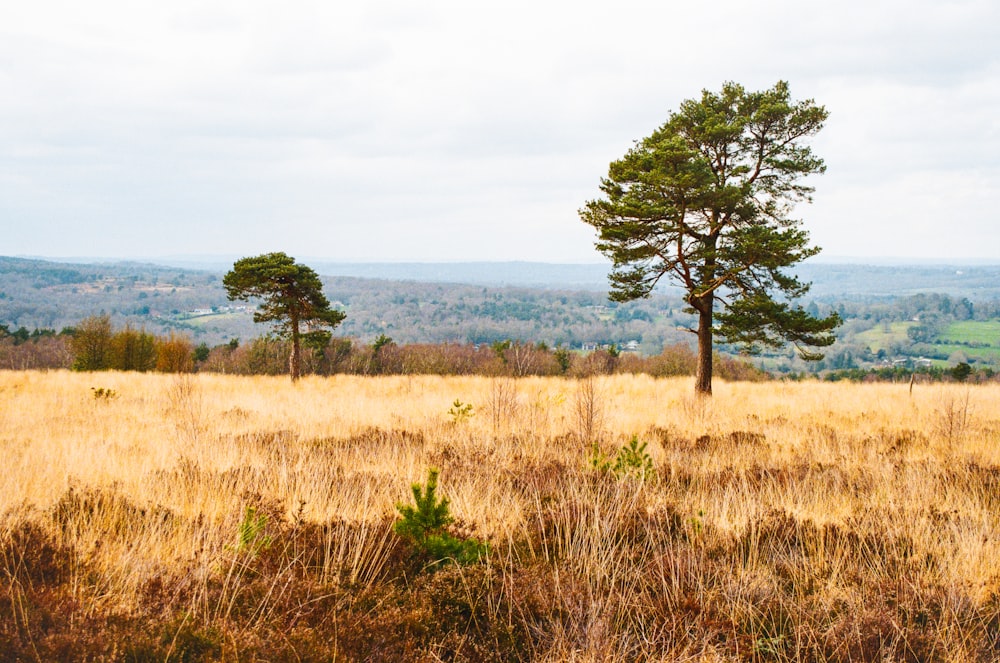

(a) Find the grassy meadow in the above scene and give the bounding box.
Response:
[3,370,1000,661]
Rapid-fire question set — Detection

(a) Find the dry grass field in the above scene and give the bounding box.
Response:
[3,370,1000,661]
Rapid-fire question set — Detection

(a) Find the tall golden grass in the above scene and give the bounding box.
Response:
[2,370,1000,660]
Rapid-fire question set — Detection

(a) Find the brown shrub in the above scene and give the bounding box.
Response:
[156,331,195,372]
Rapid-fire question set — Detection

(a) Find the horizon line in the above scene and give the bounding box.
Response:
[6,253,1000,267]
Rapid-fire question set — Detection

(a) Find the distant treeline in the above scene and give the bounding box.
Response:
[196,335,767,381]
[0,318,197,373]
[0,316,766,381]
[5,316,997,383]
[816,364,995,384]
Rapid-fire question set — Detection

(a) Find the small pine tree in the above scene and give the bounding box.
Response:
[394,468,487,567]
[613,435,654,479]
[395,468,453,541]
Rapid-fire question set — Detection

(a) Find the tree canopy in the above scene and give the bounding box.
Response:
[223,252,345,381]
[581,81,840,394]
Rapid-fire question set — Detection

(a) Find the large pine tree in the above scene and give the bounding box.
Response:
[581,81,840,395]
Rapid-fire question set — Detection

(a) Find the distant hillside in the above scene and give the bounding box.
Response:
[0,256,689,352]
[3,256,1000,374]
[149,258,1000,299]
[795,263,1000,300]
[310,261,616,290]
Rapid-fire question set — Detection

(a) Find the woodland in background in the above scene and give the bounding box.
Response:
[3,256,1000,380]
[3,315,995,384]
[0,315,767,382]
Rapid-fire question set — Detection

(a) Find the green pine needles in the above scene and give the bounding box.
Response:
[590,435,656,480]
[394,468,487,568]
[614,436,655,478]
[447,399,474,424]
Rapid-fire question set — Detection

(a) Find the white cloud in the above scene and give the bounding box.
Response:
[1,0,998,261]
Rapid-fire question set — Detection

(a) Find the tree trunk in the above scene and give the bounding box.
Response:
[693,232,718,396]
[289,314,301,382]
[694,296,713,396]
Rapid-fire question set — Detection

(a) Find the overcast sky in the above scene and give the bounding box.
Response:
[2,0,998,263]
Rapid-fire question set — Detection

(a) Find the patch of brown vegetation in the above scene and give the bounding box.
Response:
[2,372,1000,660]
